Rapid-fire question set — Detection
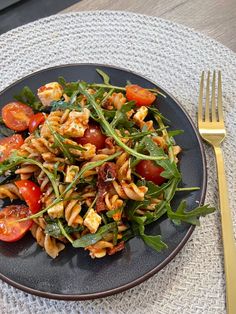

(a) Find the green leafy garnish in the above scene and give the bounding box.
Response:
[132,216,167,251]
[78,83,166,161]
[17,151,121,222]
[51,100,80,112]
[167,201,216,226]
[58,219,73,243]
[148,107,170,122]
[94,69,166,97]
[143,180,171,199]
[46,121,86,163]
[14,86,42,111]
[96,68,110,85]
[46,121,74,163]
[168,130,184,137]
[58,76,79,96]
[142,137,180,179]
[110,101,135,129]
[73,222,117,248]
[106,206,123,219]
[0,152,59,197]
[45,220,62,238]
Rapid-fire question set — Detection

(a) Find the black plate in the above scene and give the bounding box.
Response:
[0,64,206,300]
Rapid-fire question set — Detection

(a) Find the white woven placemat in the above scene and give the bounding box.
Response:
[0,11,236,314]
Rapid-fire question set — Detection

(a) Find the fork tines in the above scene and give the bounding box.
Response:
[198,71,224,125]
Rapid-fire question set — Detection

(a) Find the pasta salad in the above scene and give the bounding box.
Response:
[0,69,215,259]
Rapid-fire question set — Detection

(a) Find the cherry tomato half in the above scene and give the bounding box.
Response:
[125,85,156,107]
[2,101,34,131]
[15,180,42,214]
[29,113,45,133]
[136,160,166,185]
[0,134,24,162]
[0,205,33,242]
[76,124,106,150]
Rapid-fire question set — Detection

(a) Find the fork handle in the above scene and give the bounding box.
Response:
[214,146,236,314]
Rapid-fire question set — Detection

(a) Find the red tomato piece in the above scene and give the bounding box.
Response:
[2,101,34,131]
[76,124,106,150]
[125,85,156,107]
[136,160,166,185]
[0,134,24,162]
[0,205,33,242]
[15,180,42,214]
[29,113,45,133]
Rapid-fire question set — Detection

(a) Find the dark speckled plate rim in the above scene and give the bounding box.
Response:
[0,63,207,301]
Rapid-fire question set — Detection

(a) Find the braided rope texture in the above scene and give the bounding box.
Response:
[0,11,236,314]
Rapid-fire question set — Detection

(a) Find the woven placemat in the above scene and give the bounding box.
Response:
[0,11,236,314]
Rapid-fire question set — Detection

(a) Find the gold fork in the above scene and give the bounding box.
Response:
[198,71,236,314]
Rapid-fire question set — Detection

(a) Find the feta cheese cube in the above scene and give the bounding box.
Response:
[37,82,63,107]
[60,108,90,137]
[133,106,148,123]
[47,201,64,219]
[65,165,79,183]
[83,208,102,234]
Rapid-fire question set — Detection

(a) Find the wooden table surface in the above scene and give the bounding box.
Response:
[62,0,236,52]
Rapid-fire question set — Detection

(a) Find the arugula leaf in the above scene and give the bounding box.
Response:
[102,109,116,121]
[89,83,126,91]
[96,69,111,85]
[122,228,134,242]
[132,217,167,251]
[141,180,171,199]
[0,152,24,175]
[58,76,80,96]
[51,100,81,112]
[176,186,200,192]
[66,81,80,96]
[45,218,84,239]
[63,142,86,151]
[72,222,117,248]
[152,112,179,163]
[110,101,135,129]
[101,213,108,225]
[125,199,150,220]
[143,137,181,179]
[57,219,74,243]
[167,200,216,226]
[127,130,154,140]
[141,232,168,251]
[167,129,184,137]
[89,82,166,97]
[144,177,180,223]
[148,107,170,122]
[47,122,74,163]
[125,179,177,224]
[94,87,106,102]
[58,76,67,87]
[14,86,43,111]
[106,206,123,218]
[64,224,84,234]
[57,151,122,206]
[46,121,86,163]
[113,224,118,245]
[45,221,61,238]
